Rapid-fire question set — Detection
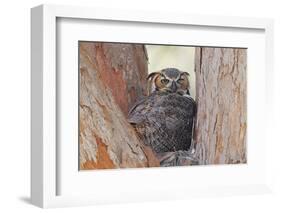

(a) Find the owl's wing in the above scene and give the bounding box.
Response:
[183,94,197,114]
[128,99,145,124]
[128,93,169,149]
[128,95,154,124]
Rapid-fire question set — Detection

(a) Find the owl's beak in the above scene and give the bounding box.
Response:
[170,81,177,93]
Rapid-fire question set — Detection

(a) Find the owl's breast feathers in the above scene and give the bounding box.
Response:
[128,91,196,153]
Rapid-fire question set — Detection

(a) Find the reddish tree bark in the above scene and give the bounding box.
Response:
[79,42,159,170]
[80,42,148,115]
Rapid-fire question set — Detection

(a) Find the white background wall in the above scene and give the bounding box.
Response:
[0,0,280,212]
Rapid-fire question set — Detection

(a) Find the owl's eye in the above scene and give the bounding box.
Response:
[177,79,184,83]
[161,79,169,84]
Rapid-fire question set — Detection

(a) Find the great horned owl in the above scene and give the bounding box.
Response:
[128,68,196,154]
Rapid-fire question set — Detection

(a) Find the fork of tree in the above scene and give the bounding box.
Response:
[79,42,246,169]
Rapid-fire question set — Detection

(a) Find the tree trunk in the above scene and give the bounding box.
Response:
[80,42,148,115]
[79,42,159,170]
[194,47,247,165]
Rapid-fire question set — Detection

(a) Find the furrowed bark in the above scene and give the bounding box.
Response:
[79,42,159,170]
[194,47,247,165]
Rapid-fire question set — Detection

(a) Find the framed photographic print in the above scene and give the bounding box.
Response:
[31,4,274,208]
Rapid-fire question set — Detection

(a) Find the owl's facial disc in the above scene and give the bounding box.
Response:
[153,68,190,95]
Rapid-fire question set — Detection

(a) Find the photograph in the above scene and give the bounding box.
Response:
[79,41,247,170]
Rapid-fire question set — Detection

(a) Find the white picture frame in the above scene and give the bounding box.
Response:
[31,4,274,208]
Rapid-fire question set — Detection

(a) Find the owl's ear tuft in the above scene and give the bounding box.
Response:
[147,72,161,80]
[181,71,190,76]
